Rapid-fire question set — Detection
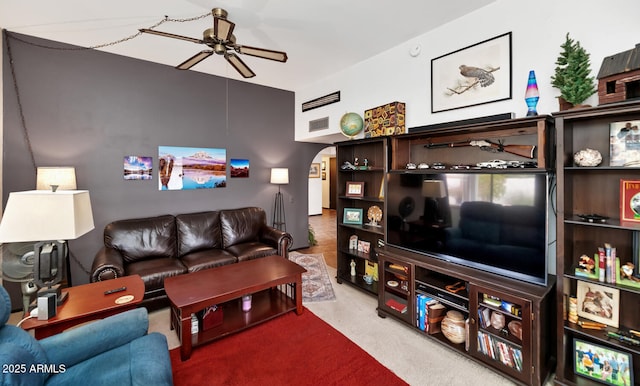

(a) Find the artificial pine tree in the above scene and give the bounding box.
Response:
[551,33,597,107]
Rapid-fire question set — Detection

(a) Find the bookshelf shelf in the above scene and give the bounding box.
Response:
[554,100,640,385]
[335,137,389,296]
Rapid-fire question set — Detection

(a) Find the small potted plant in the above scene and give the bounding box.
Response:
[551,33,597,109]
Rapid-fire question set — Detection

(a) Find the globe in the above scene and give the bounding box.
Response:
[339,112,364,138]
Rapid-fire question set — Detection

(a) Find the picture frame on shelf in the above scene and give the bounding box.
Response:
[576,280,620,328]
[357,240,371,254]
[619,179,640,222]
[609,120,640,167]
[343,208,363,225]
[431,32,512,113]
[573,338,633,386]
[349,235,358,250]
[345,181,365,197]
[309,163,321,178]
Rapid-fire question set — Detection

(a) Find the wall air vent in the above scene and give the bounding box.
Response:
[309,117,329,132]
[302,91,340,112]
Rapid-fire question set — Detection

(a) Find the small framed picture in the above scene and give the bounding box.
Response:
[576,280,620,328]
[343,208,363,225]
[573,338,633,386]
[309,163,321,178]
[349,235,358,250]
[346,181,365,197]
[357,240,371,254]
[609,120,640,166]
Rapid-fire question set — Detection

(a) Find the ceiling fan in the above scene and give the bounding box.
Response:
[140,8,288,78]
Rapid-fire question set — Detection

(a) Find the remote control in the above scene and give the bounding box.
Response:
[104,287,127,295]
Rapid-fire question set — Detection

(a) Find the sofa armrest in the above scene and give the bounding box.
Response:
[39,308,149,369]
[260,226,293,258]
[91,247,126,282]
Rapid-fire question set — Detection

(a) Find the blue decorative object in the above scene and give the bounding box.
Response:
[0,285,173,386]
[525,70,540,116]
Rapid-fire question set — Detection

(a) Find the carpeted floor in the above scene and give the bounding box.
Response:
[289,252,336,303]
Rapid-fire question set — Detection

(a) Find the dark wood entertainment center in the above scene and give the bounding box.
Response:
[336,116,556,385]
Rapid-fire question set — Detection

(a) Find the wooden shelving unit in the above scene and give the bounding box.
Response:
[377,246,555,386]
[554,100,640,386]
[335,137,389,296]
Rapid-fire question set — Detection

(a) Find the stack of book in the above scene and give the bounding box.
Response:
[477,331,523,371]
[597,243,618,284]
[416,294,446,334]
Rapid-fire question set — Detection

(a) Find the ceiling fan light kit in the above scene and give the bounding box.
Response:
[140,8,287,78]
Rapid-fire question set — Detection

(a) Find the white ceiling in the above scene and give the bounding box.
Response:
[0,0,495,92]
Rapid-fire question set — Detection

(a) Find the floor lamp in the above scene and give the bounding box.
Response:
[270,168,289,231]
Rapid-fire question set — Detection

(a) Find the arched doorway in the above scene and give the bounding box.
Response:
[305,146,338,268]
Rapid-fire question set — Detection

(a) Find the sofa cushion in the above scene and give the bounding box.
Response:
[458,201,501,244]
[176,211,223,256]
[125,258,187,294]
[220,207,266,248]
[500,205,545,248]
[181,249,237,272]
[105,215,177,263]
[0,343,45,386]
[226,242,277,262]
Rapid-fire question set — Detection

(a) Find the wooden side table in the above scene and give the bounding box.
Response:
[20,275,144,339]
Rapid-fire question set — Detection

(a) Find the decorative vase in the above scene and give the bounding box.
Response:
[525,70,539,116]
[441,310,466,344]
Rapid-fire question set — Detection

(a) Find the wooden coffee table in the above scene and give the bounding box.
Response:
[165,255,306,361]
[21,275,144,339]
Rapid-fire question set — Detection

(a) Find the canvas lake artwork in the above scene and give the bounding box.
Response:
[124,156,153,180]
[158,146,226,190]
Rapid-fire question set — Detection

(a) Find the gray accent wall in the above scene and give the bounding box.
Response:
[2,32,325,291]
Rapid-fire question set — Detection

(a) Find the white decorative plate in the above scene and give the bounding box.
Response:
[115,295,134,304]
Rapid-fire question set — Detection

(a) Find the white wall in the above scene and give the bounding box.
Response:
[321,155,333,209]
[309,147,336,214]
[308,153,324,215]
[295,0,639,141]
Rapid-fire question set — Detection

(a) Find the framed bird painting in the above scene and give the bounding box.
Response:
[431,32,512,113]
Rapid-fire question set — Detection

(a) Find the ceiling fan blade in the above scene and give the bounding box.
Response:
[225,53,256,78]
[237,45,288,62]
[139,29,203,44]
[214,17,235,42]
[177,51,213,70]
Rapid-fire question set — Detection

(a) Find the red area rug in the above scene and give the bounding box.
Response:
[170,309,408,386]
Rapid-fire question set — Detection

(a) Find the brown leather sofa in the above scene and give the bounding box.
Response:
[90,207,292,309]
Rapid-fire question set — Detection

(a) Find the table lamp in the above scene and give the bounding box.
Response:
[270,168,288,231]
[0,190,94,305]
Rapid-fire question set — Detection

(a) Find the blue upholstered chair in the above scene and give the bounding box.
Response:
[0,285,173,386]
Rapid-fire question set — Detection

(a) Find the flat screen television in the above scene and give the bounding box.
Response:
[386,171,550,286]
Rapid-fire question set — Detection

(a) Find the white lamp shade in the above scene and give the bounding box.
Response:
[270,168,289,184]
[36,167,77,190]
[0,190,94,242]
